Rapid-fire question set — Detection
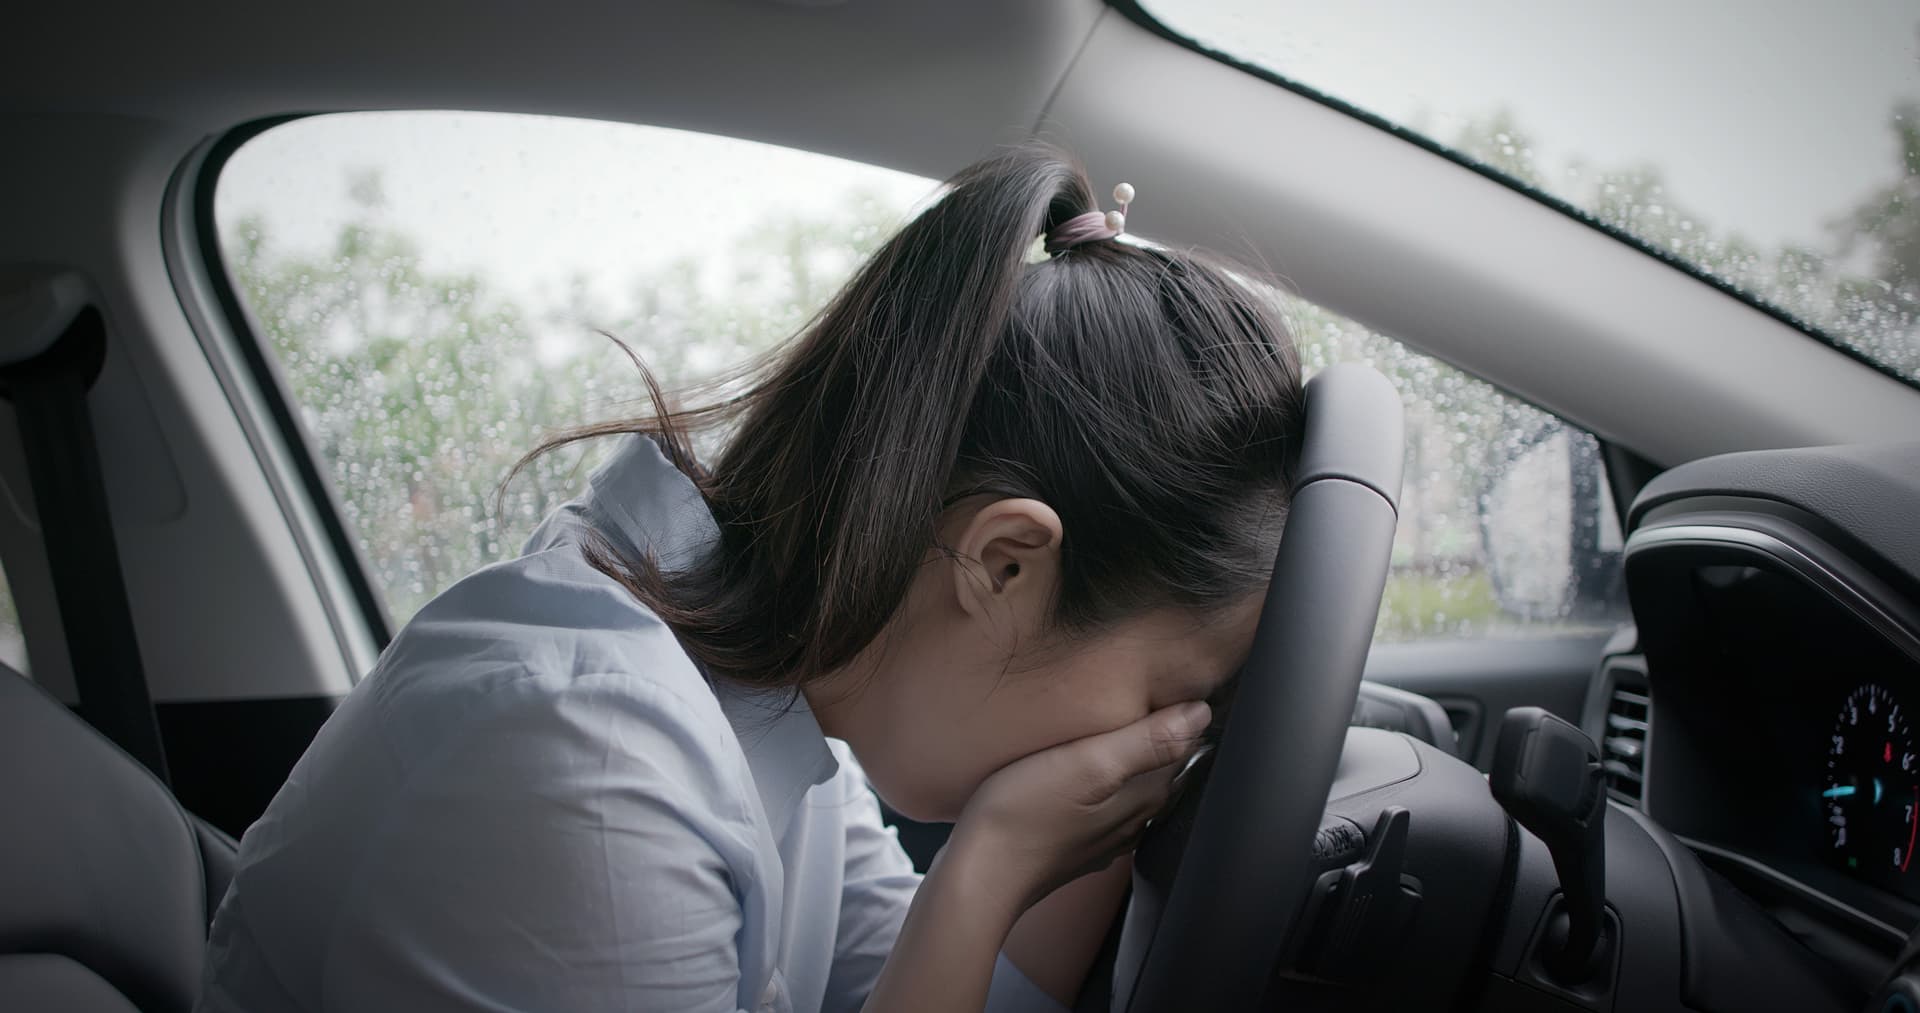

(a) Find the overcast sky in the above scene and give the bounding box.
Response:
[217,114,940,310]
[217,2,1920,313]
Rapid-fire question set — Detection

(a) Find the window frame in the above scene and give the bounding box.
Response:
[193,116,397,650]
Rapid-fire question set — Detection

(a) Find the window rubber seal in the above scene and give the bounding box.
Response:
[189,115,395,651]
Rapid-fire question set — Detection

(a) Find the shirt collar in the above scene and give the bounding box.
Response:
[712,684,841,840]
[568,435,841,837]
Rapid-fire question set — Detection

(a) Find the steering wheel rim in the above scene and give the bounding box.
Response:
[1112,363,1405,1011]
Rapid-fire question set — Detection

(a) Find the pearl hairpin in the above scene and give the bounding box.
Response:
[1107,182,1135,234]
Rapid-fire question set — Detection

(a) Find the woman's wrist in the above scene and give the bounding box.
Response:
[928,823,1035,929]
[1002,856,1135,1004]
[862,824,1028,1012]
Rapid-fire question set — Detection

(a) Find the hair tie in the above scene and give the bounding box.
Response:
[1044,183,1135,254]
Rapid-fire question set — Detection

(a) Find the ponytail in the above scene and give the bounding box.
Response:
[515,143,1305,689]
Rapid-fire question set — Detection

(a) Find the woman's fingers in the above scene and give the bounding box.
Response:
[1110,756,1183,807]
[1101,757,1185,832]
[1074,766,1184,867]
[1072,700,1211,796]
[949,699,1217,909]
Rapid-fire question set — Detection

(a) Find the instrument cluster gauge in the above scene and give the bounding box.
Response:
[1825,683,1920,879]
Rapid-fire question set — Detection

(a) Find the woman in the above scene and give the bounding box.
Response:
[199,143,1306,1012]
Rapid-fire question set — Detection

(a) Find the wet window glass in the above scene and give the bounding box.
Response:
[1138,0,1920,385]
[1277,294,1626,640]
[0,560,29,675]
[214,111,1625,639]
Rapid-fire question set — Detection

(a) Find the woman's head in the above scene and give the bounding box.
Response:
[538,143,1305,819]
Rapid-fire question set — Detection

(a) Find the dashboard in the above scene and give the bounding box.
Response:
[1614,442,1920,949]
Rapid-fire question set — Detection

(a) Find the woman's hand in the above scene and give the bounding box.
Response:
[862,701,1209,1013]
[947,700,1213,915]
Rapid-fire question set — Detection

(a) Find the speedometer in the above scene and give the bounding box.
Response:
[1825,683,1920,875]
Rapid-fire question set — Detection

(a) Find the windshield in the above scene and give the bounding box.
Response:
[1133,0,1920,386]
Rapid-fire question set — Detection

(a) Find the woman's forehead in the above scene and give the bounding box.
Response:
[1133,601,1263,690]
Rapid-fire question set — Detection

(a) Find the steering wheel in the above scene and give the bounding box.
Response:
[1101,363,1405,1011]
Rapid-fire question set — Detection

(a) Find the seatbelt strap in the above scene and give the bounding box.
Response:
[0,286,169,783]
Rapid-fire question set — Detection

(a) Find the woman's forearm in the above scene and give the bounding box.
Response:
[869,699,1206,1011]
[1001,855,1133,1004]
[864,838,1025,1013]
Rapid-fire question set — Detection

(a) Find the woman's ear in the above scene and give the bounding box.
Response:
[950,498,1064,630]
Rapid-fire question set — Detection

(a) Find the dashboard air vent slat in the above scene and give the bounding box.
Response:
[1603,687,1650,805]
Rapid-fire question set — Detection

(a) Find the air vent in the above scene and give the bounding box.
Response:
[1602,686,1650,805]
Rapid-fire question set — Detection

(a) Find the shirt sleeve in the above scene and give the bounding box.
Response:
[822,745,1069,1013]
[320,673,765,1013]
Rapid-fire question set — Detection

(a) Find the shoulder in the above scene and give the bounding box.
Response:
[356,545,748,809]
[215,542,771,1008]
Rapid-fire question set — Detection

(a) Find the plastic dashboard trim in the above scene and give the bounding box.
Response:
[1624,523,1920,666]
[1679,834,1908,946]
[1624,516,1920,944]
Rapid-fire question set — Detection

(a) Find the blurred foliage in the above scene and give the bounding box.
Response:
[1379,570,1500,642]
[1277,290,1604,640]
[1450,104,1920,381]
[212,101,1920,644]
[1,98,1909,682]
[227,181,906,621]
[226,171,1598,642]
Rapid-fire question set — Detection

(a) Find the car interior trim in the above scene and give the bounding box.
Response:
[1678,835,1908,947]
[168,124,392,665]
[1623,523,1920,666]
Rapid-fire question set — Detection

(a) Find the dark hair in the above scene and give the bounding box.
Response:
[516,142,1305,688]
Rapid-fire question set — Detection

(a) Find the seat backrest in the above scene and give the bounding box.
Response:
[0,667,222,1013]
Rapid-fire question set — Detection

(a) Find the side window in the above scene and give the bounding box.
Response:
[1278,296,1629,641]
[213,112,936,624]
[213,111,1625,641]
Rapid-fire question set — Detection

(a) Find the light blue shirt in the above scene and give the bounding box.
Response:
[199,436,1063,1013]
